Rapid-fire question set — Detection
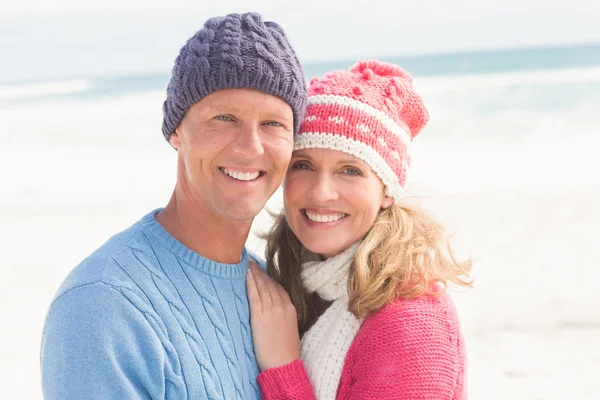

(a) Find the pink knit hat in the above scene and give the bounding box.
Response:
[295,60,429,201]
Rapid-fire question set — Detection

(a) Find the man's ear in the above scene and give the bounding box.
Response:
[169,128,182,150]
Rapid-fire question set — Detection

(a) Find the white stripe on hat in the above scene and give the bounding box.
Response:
[301,111,412,158]
[294,132,405,201]
[307,94,412,147]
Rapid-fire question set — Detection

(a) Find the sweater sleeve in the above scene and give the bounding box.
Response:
[41,282,166,400]
[337,295,466,400]
[257,359,317,400]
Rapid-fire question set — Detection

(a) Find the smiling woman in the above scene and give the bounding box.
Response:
[246,60,472,400]
[284,148,393,259]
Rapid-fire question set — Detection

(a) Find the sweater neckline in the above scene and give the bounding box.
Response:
[140,208,249,279]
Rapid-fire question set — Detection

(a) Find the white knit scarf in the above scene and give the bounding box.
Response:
[300,242,363,400]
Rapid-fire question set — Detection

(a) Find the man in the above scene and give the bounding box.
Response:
[40,12,307,399]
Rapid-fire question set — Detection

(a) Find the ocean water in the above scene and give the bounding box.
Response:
[1,43,599,399]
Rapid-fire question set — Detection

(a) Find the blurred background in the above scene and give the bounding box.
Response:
[1,1,599,398]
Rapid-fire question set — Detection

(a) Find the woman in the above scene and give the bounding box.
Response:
[246,60,473,399]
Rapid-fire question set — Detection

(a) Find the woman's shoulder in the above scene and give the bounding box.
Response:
[356,291,462,345]
[340,294,467,399]
[371,289,458,320]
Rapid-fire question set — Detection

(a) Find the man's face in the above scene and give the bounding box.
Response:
[169,88,294,222]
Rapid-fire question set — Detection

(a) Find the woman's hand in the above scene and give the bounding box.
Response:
[246,261,300,372]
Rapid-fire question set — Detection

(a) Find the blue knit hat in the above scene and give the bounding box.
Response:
[162,12,307,139]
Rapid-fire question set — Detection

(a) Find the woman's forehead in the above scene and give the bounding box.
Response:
[291,148,365,165]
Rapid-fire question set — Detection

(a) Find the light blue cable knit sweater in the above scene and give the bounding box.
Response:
[41,209,263,399]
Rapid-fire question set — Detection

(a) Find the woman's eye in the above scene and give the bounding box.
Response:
[343,167,361,176]
[215,115,233,122]
[292,162,310,170]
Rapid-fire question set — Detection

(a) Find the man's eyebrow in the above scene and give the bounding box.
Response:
[264,112,293,120]
[203,103,242,113]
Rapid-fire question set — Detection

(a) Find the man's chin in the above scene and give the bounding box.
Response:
[218,200,266,222]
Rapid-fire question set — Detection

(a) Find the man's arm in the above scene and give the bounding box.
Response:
[41,282,166,399]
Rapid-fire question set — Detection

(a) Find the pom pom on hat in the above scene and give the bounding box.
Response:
[350,60,413,83]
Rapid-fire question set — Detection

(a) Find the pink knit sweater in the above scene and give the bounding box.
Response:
[257,293,466,399]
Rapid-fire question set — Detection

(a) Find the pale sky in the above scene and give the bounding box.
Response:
[1,0,599,82]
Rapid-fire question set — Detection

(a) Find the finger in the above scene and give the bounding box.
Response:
[253,265,285,305]
[276,282,292,305]
[250,264,273,309]
[246,268,262,315]
[275,282,296,321]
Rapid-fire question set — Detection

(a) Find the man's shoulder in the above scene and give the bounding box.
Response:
[53,213,153,301]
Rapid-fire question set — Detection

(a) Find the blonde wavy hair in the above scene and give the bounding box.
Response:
[265,201,473,333]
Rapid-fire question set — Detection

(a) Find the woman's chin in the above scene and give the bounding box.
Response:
[302,241,347,260]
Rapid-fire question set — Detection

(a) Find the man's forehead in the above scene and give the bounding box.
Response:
[200,98,292,118]
[203,102,242,112]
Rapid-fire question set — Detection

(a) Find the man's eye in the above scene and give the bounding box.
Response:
[264,121,282,127]
[215,115,233,122]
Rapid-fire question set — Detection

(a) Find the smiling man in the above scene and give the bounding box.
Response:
[40,12,307,399]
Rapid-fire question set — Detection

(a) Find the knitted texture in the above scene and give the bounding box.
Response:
[258,295,466,399]
[295,60,429,200]
[162,12,307,138]
[299,243,363,400]
[41,210,263,399]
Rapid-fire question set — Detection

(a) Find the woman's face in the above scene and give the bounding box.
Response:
[283,148,393,259]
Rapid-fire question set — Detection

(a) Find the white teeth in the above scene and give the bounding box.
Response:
[305,211,346,223]
[222,168,260,181]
